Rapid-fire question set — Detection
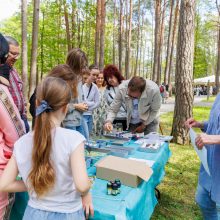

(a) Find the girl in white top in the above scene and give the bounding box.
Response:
[0,77,93,220]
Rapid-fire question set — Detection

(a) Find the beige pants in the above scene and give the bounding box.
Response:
[0,170,8,220]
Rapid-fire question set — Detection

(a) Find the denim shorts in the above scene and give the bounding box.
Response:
[23,205,85,220]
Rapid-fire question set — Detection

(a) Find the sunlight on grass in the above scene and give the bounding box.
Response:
[201,96,216,103]
[152,106,211,220]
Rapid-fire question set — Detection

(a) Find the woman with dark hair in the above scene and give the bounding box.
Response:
[103,64,127,131]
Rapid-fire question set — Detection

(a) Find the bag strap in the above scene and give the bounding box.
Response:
[86,84,93,99]
[0,87,25,137]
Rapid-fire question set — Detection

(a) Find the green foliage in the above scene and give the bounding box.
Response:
[193,12,217,79]
[194,46,208,78]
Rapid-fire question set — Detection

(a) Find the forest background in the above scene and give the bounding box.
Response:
[0,0,219,143]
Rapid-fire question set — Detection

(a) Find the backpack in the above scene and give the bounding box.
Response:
[160,85,164,93]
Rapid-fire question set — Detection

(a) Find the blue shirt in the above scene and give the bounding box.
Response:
[199,94,220,203]
[130,99,141,124]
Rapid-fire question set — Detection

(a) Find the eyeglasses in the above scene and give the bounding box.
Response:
[126,89,140,99]
[128,94,139,99]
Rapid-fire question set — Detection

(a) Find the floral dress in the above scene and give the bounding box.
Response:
[91,88,108,137]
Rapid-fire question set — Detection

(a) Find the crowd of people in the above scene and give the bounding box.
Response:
[0,32,219,220]
[0,33,161,220]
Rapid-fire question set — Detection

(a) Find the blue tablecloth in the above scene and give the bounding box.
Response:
[88,142,171,220]
[10,142,171,220]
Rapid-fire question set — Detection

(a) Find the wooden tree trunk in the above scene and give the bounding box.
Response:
[168,0,179,86]
[112,0,116,65]
[216,26,220,93]
[71,0,76,48]
[164,0,174,85]
[63,0,71,51]
[29,0,40,98]
[40,10,45,80]
[171,0,196,144]
[57,0,62,63]
[125,0,132,79]
[156,0,166,85]
[95,0,101,66]
[152,0,161,82]
[77,11,81,47]
[139,8,144,77]
[99,0,106,70]
[118,0,123,72]
[134,0,140,75]
[21,0,28,101]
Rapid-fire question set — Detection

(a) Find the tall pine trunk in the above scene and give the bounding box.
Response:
[164,0,174,85]
[156,0,166,85]
[29,0,40,98]
[168,0,179,86]
[112,0,116,65]
[63,0,71,51]
[99,0,106,70]
[118,0,123,72]
[95,0,101,66]
[40,11,44,80]
[134,0,140,75]
[171,0,196,144]
[125,0,132,79]
[152,0,161,82]
[21,0,28,101]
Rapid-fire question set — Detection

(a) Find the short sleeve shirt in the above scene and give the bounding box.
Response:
[13,127,85,213]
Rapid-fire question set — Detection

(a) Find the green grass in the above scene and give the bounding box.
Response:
[151,106,211,220]
[201,96,216,103]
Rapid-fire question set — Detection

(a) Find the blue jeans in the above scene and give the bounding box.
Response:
[83,115,93,140]
[23,205,85,220]
[196,184,220,220]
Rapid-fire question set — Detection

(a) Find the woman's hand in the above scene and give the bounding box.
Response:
[185,118,203,129]
[195,133,220,149]
[74,103,88,112]
[104,122,113,132]
[82,192,94,219]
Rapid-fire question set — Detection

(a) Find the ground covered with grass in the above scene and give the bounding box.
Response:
[151,106,211,220]
[201,96,216,103]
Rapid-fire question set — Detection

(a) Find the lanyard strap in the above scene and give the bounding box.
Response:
[87,84,93,99]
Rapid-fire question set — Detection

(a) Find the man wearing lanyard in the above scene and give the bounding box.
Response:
[104,76,161,134]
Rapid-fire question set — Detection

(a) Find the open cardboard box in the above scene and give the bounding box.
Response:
[96,155,153,187]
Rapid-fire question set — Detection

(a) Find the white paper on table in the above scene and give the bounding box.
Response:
[189,128,211,176]
[128,157,155,167]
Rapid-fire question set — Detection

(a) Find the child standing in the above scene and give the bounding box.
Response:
[0,77,93,220]
[82,69,100,139]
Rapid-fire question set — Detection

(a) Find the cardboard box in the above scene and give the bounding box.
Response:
[96,155,153,187]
